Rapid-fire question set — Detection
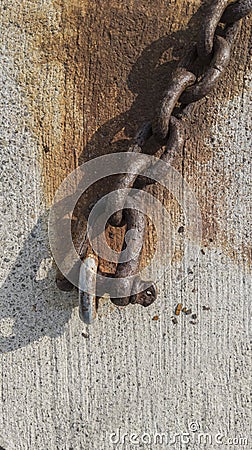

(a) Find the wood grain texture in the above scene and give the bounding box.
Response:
[0,1,251,449]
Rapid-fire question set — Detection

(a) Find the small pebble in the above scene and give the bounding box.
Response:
[202,306,210,311]
[175,303,182,316]
[82,332,89,338]
[43,144,50,153]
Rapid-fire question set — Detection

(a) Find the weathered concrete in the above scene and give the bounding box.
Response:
[0,1,251,449]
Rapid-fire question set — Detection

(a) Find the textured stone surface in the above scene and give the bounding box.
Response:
[0,1,251,449]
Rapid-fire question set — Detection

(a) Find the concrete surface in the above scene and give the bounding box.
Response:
[0,1,251,449]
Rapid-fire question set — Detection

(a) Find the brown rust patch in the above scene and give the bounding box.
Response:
[15,0,251,269]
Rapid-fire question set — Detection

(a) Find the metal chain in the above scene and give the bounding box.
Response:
[101,0,252,308]
[58,0,252,312]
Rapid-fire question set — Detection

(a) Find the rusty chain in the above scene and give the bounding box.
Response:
[57,0,252,314]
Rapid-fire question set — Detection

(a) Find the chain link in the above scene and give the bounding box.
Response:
[180,36,231,104]
[221,0,252,23]
[197,0,230,60]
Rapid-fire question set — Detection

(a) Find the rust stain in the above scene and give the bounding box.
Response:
[15,0,251,269]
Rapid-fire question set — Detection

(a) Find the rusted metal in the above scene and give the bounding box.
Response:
[55,0,252,321]
[135,116,185,189]
[152,68,196,144]
[108,122,152,227]
[221,0,252,24]
[222,21,240,45]
[197,0,230,61]
[196,0,252,61]
[110,207,157,307]
[180,36,231,104]
[159,116,185,162]
[106,142,142,227]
